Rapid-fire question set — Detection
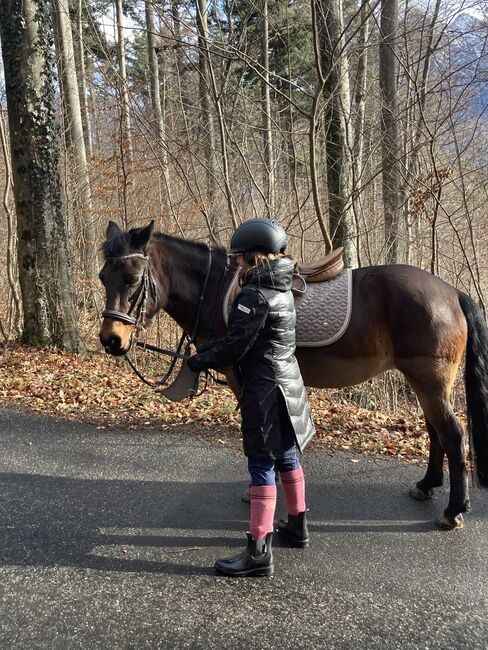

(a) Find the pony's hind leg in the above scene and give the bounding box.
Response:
[402,360,469,530]
[409,420,445,501]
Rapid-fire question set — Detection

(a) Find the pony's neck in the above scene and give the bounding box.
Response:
[151,234,226,337]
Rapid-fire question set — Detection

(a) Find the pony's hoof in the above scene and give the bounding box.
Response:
[409,485,433,501]
[436,513,464,530]
[241,486,251,503]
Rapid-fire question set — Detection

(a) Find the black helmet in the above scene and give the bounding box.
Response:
[229,218,288,254]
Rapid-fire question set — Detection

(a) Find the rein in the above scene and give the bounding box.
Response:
[130,246,214,389]
[103,246,227,392]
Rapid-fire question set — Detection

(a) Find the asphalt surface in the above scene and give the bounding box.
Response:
[1,408,488,649]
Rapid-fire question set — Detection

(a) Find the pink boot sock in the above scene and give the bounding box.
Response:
[280,467,306,515]
[249,485,277,540]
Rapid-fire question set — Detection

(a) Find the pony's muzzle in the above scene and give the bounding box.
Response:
[100,334,124,355]
[99,319,134,356]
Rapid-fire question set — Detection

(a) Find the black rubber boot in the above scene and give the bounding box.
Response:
[276,511,309,548]
[214,533,273,577]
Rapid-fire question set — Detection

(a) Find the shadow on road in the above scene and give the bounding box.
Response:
[0,470,445,575]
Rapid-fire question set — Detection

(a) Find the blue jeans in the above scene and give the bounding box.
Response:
[248,442,300,486]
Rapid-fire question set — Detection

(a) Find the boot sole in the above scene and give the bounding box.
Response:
[215,565,274,577]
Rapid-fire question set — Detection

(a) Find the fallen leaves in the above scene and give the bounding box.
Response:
[0,342,468,464]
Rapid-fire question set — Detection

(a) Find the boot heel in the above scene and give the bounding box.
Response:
[254,565,274,577]
[276,511,310,548]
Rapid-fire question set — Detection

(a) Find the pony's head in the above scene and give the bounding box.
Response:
[99,220,158,355]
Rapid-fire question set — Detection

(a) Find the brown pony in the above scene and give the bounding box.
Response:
[99,221,488,530]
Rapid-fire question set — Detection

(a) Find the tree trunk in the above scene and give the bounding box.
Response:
[115,0,133,226]
[351,0,372,267]
[0,103,22,337]
[53,0,99,302]
[195,0,219,238]
[379,0,404,263]
[0,0,85,352]
[261,0,275,214]
[145,0,172,216]
[318,0,358,267]
[310,0,334,253]
[70,0,93,160]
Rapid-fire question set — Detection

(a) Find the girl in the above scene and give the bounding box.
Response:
[188,218,315,577]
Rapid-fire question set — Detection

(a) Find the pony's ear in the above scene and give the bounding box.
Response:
[106,220,121,239]
[131,220,155,251]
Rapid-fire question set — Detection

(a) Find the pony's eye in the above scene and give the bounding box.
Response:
[123,274,139,287]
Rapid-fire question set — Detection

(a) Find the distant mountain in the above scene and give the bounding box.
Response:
[440,13,488,118]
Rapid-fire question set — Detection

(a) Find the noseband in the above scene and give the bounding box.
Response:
[102,253,157,328]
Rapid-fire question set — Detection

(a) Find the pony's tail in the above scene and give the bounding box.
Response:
[458,292,488,487]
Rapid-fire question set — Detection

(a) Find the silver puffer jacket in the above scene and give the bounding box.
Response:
[190,257,315,459]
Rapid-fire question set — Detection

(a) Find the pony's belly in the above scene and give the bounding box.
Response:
[296,351,394,389]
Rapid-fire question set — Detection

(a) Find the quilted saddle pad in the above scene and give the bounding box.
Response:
[223,267,353,348]
[295,268,352,347]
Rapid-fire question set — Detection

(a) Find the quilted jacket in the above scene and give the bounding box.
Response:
[189,257,315,459]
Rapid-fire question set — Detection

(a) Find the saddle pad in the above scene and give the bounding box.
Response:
[295,268,352,347]
[223,267,352,348]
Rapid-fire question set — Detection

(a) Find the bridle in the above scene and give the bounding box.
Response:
[102,253,157,330]
[101,245,232,390]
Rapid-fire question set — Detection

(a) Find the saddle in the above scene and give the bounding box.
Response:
[296,247,344,282]
[292,247,344,294]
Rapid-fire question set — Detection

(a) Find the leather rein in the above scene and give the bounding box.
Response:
[102,246,230,390]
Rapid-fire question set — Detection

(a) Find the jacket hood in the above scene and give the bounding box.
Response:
[242,257,295,291]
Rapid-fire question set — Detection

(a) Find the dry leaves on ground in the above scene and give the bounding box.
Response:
[0,342,456,464]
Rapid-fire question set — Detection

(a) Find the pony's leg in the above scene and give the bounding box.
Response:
[402,362,469,530]
[428,405,469,529]
[409,420,445,500]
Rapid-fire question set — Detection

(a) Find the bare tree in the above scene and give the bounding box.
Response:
[260,0,275,214]
[146,0,172,215]
[115,0,133,226]
[0,0,85,351]
[379,0,404,263]
[70,0,93,159]
[195,0,219,239]
[53,0,99,303]
[0,102,21,337]
[316,0,358,265]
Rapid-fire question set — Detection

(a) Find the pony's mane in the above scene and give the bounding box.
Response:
[154,233,227,279]
[153,232,226,258]
[101,229,227,276]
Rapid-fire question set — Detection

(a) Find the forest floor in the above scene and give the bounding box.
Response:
[0,342,461,466]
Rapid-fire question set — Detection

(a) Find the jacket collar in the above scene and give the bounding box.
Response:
[242,257,295,291]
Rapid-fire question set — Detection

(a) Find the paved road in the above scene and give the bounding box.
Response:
[1,408,488,649]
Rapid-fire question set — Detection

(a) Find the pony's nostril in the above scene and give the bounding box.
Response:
[109,336,121,350]
[100,334,122,354]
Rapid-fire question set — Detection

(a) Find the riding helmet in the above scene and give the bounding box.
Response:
[229,218,288,254]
